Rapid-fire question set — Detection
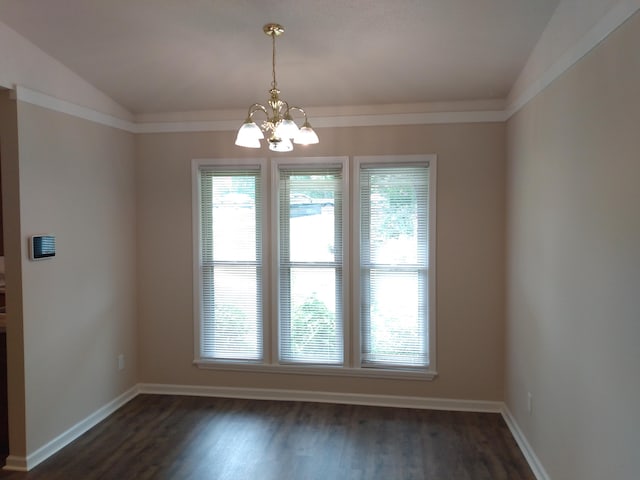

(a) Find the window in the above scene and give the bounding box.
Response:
[195,161,266,362]
[194,155,436,378]
[357,162,431,369]
[277,164,344,365]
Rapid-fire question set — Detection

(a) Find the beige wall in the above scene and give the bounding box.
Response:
[506,11,640,480]
[136,122,506,401]
[6,102,138,456]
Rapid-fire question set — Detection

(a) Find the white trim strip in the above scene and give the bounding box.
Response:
[14,86,134,132]
[501,405,551,480]
[134,119,240,133]
[193,360,437,381]
[3,385,139,472]
[138,383,501,413]
[310,110,507,127]
[14,85,507,132]
[133,110,507,133]
[506,0,640,118]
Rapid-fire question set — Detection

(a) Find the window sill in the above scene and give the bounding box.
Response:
[194,359,438,381]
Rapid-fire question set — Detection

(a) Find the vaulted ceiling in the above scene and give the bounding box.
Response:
[0,0,560,114]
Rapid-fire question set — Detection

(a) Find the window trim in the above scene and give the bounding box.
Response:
[192,155,437,380]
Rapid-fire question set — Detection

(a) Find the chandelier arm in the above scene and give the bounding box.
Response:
[287,105,309,122]
[279,100,291,116]
[247,103,269,120]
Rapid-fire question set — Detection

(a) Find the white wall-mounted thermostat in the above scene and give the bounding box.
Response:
[30,235,56,260]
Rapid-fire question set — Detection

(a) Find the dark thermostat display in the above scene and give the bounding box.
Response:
[30,235,56,260]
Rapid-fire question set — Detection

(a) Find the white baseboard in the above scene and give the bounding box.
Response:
[137,383,503,413]
[3,382,549,479]
[3,385,140,472]
[501,405,551,480]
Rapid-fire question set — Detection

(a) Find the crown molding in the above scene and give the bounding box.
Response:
[505,0,640,118]
[11,2,640,133]
[132,119,238,133]
[14,85,508,133]
[134,110,508,134]
[14,85,134,132]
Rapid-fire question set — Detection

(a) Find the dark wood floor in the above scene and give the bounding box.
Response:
[0,395,535,479]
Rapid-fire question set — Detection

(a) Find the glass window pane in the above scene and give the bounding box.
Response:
[367,171,425,265]
[284,175,338,263]
[210,176,257,262]
[281,267,341,364]
[288,203,336,262]
[362,269,427,366]
[202,265,261,360]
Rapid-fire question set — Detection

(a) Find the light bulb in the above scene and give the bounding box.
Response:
[268,137,293,152]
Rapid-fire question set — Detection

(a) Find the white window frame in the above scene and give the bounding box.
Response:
[192,155,437,380]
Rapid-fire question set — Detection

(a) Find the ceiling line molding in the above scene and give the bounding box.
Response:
[133,119,238,134]
[505,0,640,118]
[15,85,509,133]
[134,110,509,134]
[310,110,509,127]
[13,2,640,134]
[14,85,134,132]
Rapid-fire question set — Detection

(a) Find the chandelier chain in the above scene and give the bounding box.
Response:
[271,32,277,91]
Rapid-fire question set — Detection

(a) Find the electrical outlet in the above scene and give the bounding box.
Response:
[527,392,533,414]
[118,353,125,371]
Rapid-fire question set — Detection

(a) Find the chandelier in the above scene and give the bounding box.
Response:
[235,23,319,152]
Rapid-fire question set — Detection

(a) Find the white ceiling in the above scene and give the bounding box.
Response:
[0,0,560,115]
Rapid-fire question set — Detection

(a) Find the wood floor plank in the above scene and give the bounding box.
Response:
[0,395,536,479]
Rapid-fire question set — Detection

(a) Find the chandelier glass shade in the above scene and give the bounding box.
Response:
[235,23,319,152]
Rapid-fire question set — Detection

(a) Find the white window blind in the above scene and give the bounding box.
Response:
[278,166,343,364]
[359,164,430,368]
[199,167,262,361]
